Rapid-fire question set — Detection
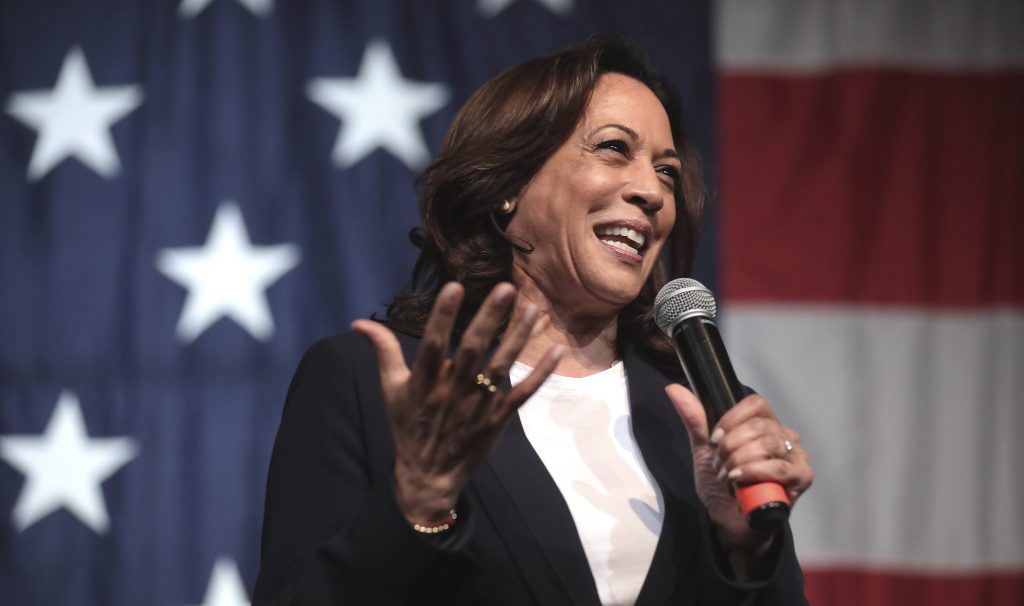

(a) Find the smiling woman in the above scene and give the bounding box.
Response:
[504,72,679,324]
[254,35,814,605]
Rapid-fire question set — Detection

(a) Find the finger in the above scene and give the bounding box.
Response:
[351,319,411,388]
[451,283,517,383]
[457,302,539,423]
[712,394,777,436]
[718,430,789,474]
[665,384,711,451]
[411,282,464,383]
[715,416,782,465]
[725,455,813,495]
[484,300,540,378]
[501,344,564,416]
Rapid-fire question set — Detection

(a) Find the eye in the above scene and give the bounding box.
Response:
[595,139,629,156]
[657,164,681,187]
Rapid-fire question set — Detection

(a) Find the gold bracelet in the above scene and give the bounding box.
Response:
[411,509,458,534]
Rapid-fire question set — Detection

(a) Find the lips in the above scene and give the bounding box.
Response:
[595,223,649,256]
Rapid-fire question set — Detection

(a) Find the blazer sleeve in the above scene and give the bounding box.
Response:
[694,514,809,605]
[252,333,479,605]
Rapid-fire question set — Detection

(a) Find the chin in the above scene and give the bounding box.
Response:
[587,282,646,313]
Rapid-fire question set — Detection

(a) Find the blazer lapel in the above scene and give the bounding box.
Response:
[625,352,704,605]
[474,413,603,605]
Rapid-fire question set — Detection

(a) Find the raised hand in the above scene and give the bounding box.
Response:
[352,281,563,524]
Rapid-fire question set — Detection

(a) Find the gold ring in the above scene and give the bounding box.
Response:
[476,372,498,394]
[783,439,794,460]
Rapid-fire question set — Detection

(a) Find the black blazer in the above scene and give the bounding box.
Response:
[253,331,808,605]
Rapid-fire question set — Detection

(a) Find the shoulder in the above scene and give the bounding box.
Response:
[278,328,423,428]
[295,326,423,377]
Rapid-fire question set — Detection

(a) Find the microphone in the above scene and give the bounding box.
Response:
[654,278,790,531]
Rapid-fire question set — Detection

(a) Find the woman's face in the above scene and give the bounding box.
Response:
[506,72,680,317]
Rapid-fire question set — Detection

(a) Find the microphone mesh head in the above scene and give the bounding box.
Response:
[654,278,717,335]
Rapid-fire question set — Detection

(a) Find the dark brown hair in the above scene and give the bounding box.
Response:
[387,35,705,370]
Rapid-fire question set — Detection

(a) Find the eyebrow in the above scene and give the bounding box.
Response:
[588,123,681,162]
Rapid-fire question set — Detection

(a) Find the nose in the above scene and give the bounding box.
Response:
[624,162,665,212]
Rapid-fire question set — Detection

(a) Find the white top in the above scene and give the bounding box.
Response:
[512,360,665,606]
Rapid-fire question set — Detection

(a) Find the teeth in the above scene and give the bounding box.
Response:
[596,225,646,248]
[600,239,639,255]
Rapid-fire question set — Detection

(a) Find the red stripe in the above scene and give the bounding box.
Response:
[804,568,1024,606]
[719,69,1024,307]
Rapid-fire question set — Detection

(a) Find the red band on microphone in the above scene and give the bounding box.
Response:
[736,482,790,516]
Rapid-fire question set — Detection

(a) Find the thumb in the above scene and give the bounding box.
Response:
[352,319,410,387]
[665,384,711,451]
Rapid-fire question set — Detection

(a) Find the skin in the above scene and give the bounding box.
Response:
[506,73,679,377]
[353,73,814,581]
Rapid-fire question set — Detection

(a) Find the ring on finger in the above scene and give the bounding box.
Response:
[783,438,794,460]
[475,372,499,394]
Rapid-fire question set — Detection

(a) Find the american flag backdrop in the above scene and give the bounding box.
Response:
[0,1,1020,606]
[0,1,715,605]
[717,1,1024,605]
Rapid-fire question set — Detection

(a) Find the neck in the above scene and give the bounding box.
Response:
[512,279,620,378]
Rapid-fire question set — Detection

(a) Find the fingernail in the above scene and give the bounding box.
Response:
[716,466,728,481]
[496,285,514,304]
[711,454,720,471]
[551,345,565,358]
[710,428,724,444]
[727,468,743,480]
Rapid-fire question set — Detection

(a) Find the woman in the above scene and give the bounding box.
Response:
[254,36,814,605]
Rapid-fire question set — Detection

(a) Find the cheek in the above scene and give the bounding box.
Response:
[655,200,677,243]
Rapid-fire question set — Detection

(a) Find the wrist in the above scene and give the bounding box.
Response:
[715,525,779,581]
[393,462,459,523]
[409,508,458,535]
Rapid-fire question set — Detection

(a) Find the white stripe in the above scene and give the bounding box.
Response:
[721,305,1024,570]
[716,0,1024,72]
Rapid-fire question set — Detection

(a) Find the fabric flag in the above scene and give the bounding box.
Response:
[0,2,715,604]
[716,1,1024,605]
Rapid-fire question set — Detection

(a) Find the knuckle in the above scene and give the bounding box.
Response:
[421,334,447,354]
[774,459,789,478]
[482,364,507,383]
[746,394,767,410]
[458,336,484,357]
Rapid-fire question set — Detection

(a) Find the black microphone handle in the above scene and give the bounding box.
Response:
[670,315,791,531]
[671,316,746,427]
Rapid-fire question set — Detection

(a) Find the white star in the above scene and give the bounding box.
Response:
[477,0,573,17]
[306,39,449,170]
[178,0,272,18]
[185,558,250,606]
[156,202,300,343]
[4,47,143,181]
[0,391,138,533]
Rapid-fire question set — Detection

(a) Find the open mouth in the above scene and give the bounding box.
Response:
[595,224,648,256]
